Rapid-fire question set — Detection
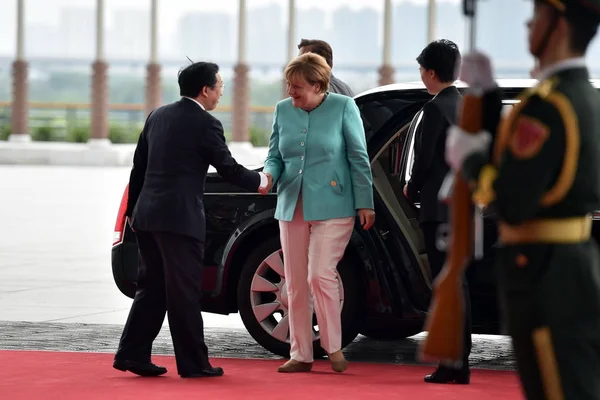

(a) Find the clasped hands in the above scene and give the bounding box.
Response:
[258,172,273,195]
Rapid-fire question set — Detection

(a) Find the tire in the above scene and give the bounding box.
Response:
[237,235,364,359]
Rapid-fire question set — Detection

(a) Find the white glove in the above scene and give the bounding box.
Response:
[458,51,497,92]
[446,125,492,171]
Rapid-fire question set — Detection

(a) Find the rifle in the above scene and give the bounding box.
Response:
[418,0,484,366]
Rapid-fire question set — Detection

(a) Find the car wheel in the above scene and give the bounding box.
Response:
[237,236,363,359]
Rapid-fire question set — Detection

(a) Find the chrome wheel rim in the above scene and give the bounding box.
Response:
[249,248,344,343]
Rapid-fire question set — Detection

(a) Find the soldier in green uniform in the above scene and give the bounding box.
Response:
[445,0,600,399]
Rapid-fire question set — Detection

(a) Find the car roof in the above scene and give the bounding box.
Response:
[355,78,600,98]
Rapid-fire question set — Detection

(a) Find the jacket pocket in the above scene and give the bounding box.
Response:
[330,171,344,195]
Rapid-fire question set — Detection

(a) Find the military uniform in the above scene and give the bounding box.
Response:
[457,3,600,396]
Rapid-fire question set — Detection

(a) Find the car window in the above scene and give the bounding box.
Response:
[358,98,413,140]
[357,91,430,141]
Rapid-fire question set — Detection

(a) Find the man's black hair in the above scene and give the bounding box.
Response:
[177,61,219,98]
[297,39,334,68]
[416,39,461,83]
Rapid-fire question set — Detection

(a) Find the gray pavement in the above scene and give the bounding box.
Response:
[0,166,516,370]
[0,165,244,328]
[0,321,515,370]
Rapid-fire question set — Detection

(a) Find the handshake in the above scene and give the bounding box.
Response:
[258,172,274,195]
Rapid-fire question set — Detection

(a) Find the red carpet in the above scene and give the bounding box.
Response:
[0,350,523,399]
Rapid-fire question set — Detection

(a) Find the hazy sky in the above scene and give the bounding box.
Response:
[19,0,459,23]
[24,0,454,15]
[0,0,462,43]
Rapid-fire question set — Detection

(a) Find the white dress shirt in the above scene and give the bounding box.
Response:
[181,96,268,190]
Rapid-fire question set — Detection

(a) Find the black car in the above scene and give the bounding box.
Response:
[111,79,600,358]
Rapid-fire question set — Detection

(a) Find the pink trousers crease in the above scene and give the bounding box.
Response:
[279,197,354,363]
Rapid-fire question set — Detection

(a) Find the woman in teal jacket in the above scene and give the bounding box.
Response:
[263,53,375,374]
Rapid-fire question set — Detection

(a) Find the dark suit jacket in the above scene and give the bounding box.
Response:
[407,85,462,223]
[125,97,261,241]
[329,74,354,97]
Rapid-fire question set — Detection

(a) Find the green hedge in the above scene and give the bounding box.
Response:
[249,126,270,147]
[0,122,142,143]
[67,125,89,143]
[0,125,10,140]
[32,126,54,141]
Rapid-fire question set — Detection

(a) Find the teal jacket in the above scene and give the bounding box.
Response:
[264,93,374,222]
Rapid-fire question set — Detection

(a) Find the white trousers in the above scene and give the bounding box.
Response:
[279,197,354,363]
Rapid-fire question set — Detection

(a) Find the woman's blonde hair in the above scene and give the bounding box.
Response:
[284,53,331,94]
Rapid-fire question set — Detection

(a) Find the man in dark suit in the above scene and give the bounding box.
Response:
[297,38,354,97]
[113,62,271,378]
[403,39,472,384]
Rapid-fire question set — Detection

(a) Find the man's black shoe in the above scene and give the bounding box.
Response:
[424,366,470,384]
[180,367,224,378]
[113,359,168,377]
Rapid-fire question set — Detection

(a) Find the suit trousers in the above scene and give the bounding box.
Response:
[279,196,355,363]
[421,221,472,368]
[115,231,211,376]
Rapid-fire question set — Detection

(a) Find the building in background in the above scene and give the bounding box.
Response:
[108,9,150,60]
[178,12,234,63]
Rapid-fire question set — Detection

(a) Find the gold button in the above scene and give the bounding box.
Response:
[330,181,337,187]
[515,253,528,268]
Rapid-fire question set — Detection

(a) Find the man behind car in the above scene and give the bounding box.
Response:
[404,39,472,385]
[297,38,354,97]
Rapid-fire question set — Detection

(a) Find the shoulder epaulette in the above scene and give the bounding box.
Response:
[528,77,560,100]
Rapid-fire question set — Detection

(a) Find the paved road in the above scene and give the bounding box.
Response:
[0,166,516,370]
[0,165,242,328]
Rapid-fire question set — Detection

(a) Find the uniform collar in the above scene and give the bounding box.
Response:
[536,57,587,81]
